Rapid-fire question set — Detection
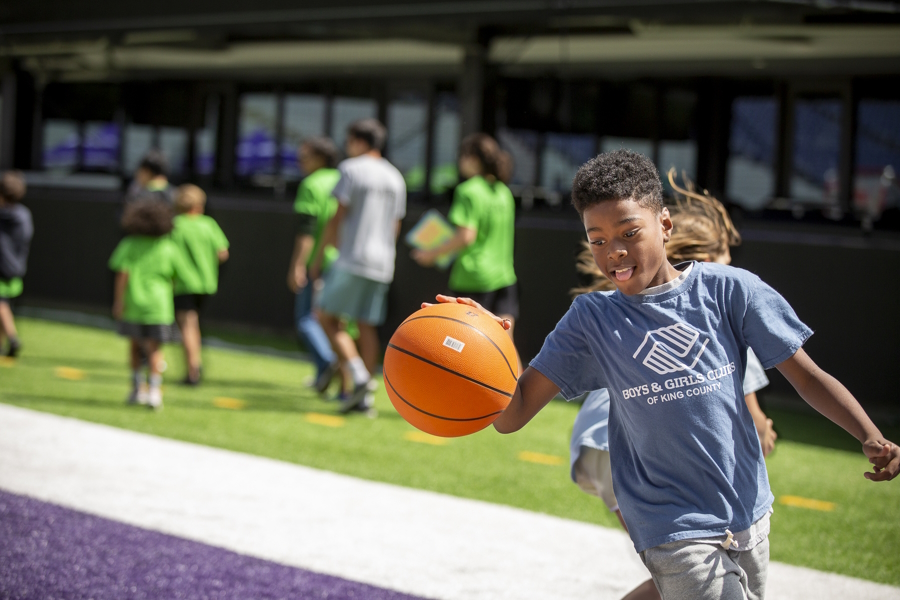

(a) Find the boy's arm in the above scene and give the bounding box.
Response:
[776,348,899,481]
[112,271,128,320]
[218,249,229,263]
[311,204,346,279]
[493,367,561,434]
[287,234,314,293]
[743,392,776,457]
[424,294,561,434]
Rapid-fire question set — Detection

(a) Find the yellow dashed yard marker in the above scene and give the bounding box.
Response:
[213,397,246,410]
[305,413,345,428]
[0,356,15,367]
[518,451,564,466]
[54,367,85,381]
[779,495,836,512]
[404,431,448,446]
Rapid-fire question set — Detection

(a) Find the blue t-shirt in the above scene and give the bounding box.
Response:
[533,262,812,552]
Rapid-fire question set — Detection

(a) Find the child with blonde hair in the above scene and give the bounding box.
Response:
[569,169,774,600]
[170,184,229,385]
[110,199,198,409]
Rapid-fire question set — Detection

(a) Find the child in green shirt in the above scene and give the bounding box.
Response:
[171,184,230,385]
[0,171,32,357]
[109,199,196,409]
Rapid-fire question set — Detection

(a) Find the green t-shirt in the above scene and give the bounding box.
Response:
[170,214,229,295]
[108,235,197,325]
[294,168,341,269]
[447,176,517,292]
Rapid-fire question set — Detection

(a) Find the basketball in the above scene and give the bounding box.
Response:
[384,302,519,437]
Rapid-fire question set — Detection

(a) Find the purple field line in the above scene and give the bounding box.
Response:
[0,488,432,600]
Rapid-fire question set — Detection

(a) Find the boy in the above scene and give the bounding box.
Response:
[287,137,341,391]
[170,184,229,385]
[0,171,32,357]
[436,150,898,600]
[315,119,406,414]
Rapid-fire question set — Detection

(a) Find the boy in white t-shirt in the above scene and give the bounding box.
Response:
[314,119,407,415]
[431,150,898,600]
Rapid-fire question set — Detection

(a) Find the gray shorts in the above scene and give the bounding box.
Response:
[572,447,618,512]
[317,267,390,326]
[640,516,771,600]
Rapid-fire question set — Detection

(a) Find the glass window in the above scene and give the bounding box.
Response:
[658,140,697,191]
[236,93,278,177]
[600,137,654,159]
[82,121,120,171]
[281,94,327,179]
[42,119,80,171]
[497,128,539,186]
[387,94,428,192]
[540,133,596,192]
[430,93,460,194]
[123,125,154,175]
[159,127,188,177]
[790,98,842,205]
[854,100,900,220]
[726,97,778,210]
[330,97,378,151]
[195,96,219,177]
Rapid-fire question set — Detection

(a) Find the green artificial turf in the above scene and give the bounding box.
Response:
[1,316,898,586]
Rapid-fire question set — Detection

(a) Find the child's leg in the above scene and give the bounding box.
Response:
[127,338,146,403]
[176,309,202,382]
[641,538,768,600]
[144,339,164,409]
[0,300,20,356]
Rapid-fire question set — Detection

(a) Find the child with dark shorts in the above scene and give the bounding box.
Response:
[110,199,198,409]
[0,171,32,357]
[170,184,229,385]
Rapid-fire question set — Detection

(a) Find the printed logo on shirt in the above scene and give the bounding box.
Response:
[633,322,710,375]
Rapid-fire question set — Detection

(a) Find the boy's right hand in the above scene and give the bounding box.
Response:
[421,295,512,331]
[863,438,900,481]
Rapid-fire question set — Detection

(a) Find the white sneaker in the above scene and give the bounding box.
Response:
[147,387,163,410]
[127,385,149,405]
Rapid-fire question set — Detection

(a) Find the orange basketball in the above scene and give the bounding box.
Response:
[384,302,519,438]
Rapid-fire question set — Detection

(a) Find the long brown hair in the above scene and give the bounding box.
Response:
[570,168,740,297]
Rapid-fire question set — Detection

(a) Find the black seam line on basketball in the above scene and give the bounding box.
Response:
[399,315,517,382]
[387,343,513,398]
[384,371,504,422]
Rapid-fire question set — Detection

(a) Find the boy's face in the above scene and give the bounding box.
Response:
[583,197,676,296]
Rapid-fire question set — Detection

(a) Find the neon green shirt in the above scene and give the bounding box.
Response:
[170,214,229,295]
[109,236,196,325]
[447,176,517,292]
[294,168,341,269]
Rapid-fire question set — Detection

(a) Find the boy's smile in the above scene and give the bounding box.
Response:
[582,198,679,296]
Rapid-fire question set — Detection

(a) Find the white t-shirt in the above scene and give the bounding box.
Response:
[331,155,407,283]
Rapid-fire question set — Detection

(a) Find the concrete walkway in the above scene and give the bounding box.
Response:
[1,403,897,600]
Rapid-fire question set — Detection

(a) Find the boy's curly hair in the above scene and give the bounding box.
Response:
[121,199,174,237]
[571,149,663,217]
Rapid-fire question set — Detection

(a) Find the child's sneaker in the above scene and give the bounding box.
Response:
[127,385,149,406]
[147,387,163,410]
[315,360,340,395]
[6,338,21,358]
[339,379,377,414]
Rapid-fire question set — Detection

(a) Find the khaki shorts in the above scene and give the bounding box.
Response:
[573,447,618,512]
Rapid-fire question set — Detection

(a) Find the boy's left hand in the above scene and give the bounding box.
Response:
[863,438,899,481]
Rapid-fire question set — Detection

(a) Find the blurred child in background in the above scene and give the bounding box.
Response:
[287,137,342,393]
[0,171,32,357]
[568,169,776,600]
[110,199,197,409]
[413,133,521,371]
[171,184,230,385]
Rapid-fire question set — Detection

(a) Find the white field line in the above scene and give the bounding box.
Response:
[0,403,897,600]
